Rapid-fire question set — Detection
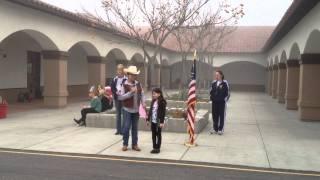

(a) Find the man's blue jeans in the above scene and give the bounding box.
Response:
[122,110,139,147]
[115,100,123,134]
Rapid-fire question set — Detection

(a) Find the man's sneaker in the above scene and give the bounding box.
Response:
[218,131,223,135]
[210,129,218,135]
[132,146,141,151]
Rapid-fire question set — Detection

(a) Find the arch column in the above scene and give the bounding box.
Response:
[161,65,171,89]
[277,63,287,103]
[271,64,278,99]
[153,64,161,88]
[87,56,106,87]
[135,62,146,87]
[298,54,320,121]
[285,60,300,110]
[117,59,128,66]
[267,66,273,95]
[143,63,148,91]
[42,50,68,108]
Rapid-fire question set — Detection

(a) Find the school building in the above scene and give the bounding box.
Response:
[0,0,319,121]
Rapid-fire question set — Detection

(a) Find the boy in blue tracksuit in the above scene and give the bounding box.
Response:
[210,70,229,135]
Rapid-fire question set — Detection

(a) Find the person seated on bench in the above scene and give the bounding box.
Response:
[99,86,113,112]
[74,86,102,126]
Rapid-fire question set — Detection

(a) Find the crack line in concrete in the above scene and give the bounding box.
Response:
[22,126,84,150]
[179,147,190,160]
[96,139,123,155]
[250,94,272,168]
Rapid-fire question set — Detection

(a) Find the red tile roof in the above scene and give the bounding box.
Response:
[8,0,274,53]
[163,26,274,53]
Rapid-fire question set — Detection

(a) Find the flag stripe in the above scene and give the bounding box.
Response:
[187,57,197,144]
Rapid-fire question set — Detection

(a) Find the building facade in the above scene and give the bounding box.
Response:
[1,0,319,121]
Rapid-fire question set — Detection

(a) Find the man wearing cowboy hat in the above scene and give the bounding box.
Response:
[117,65,146,152]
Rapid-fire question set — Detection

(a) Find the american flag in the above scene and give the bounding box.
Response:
[187,51,197,144]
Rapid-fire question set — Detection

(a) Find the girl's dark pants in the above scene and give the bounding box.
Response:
[212,102,226,132]
[151,122,162,150]
[80,108,98,125]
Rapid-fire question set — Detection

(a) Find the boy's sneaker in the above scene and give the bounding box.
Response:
[132,146,141,151]
[218,131,223,135]
[122,146,128,151]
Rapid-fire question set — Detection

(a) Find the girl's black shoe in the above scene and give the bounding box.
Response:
[150,149,157,154]
[150,149,160,154]
[79,120,86,127]
[73,118,81,124]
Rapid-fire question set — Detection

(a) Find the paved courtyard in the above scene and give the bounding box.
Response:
[0,92,319,172]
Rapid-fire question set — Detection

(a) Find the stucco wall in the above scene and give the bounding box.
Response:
[267,3,320,63]
[220,61,266,86]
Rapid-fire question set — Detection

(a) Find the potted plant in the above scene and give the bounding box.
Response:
[0,96,8,119]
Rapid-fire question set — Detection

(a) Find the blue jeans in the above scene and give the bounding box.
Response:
[122,110,139,147]
[115,100,123,133]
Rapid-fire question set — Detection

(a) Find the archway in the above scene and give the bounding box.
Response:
[0,30,60,107]
[272,56,279,98]
[147,57,161,89]
[161,59,170,89]
[105,48,128,86]
[67,41,101,98]
[299,29,320,120]
[285,43,301,110]
[130,53,146,87]
[277,51,287,103]
[219,61,266,92]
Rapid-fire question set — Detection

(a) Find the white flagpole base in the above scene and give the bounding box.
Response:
[184,142,197,147]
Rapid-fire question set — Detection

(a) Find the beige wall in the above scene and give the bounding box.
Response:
[219,61,266,91]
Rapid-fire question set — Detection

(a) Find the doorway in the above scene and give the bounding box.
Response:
[27,51,42,99]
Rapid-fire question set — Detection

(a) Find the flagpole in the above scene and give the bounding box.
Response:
[185,50,198,147]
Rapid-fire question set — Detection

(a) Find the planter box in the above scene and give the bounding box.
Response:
[0,104,8,119]
[86,109,209,134]
[145,99,212,112]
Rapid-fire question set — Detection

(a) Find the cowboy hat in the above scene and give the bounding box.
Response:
[124,65,140,75]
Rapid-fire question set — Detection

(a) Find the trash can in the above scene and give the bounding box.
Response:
[0,103,8,119]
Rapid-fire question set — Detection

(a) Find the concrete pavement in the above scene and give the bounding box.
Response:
[0,92,319,172]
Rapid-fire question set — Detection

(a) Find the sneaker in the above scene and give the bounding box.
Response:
[150,149,157,154]
[122,146,128,151]
[132,146,141,151]
[210,129,218,135]
[79,121,86,127]
[73,118,80,125]
[218,131,223,135]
